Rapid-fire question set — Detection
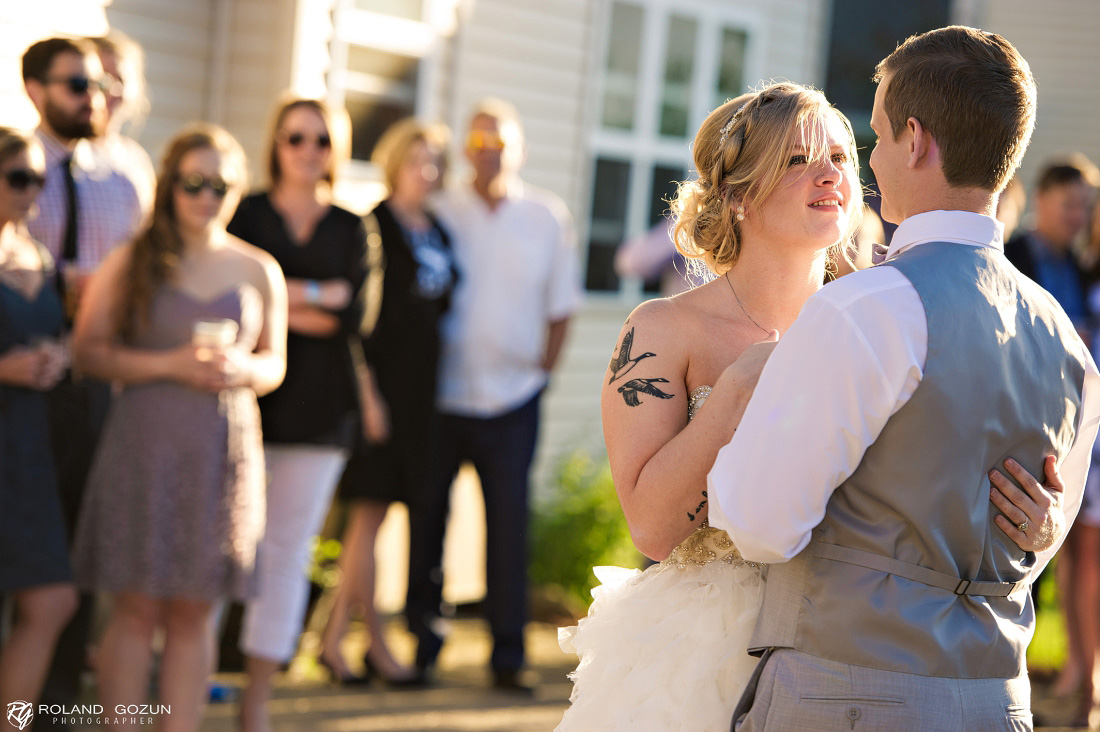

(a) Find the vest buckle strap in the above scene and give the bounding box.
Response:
[813,542,1027,598]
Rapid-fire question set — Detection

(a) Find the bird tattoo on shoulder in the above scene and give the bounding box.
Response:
[618,378,675,407]
[608,327,656,384]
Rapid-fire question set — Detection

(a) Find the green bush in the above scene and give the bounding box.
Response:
[529,451,644,609]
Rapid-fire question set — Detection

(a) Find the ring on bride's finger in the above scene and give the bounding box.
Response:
[1017,519,1029,533]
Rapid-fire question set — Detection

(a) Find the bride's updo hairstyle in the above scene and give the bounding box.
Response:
[672,82,861,277]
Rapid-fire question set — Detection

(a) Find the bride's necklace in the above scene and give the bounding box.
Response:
[725,272,772,336]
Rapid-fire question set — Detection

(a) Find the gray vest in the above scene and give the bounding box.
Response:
[749,242,1087,678]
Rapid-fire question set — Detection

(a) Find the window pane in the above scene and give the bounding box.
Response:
[352,0,422,21]
[345,93,413,161]
[347,46,418,83]
[715,27,748,106]
[341,46,418,161]
[659,16,697,138]
[649,164,685,226]
[642,164,686,292]
[601,2,644,131]
[586,158,632,291]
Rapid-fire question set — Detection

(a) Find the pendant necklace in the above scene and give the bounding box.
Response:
[725,272,772,336]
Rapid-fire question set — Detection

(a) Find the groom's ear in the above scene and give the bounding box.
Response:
[906,117,940,170]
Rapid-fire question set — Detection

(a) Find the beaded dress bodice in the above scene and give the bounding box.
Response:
[661,386,761,570]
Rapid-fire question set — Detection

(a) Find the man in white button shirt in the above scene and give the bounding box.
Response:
[407,98,582,691]
[709,26,1100,731]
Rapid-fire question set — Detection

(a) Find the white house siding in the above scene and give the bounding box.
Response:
[981,0,1100,198]
[104,0,217,166]
[0,2,110,132]
[754,0,831,89]
[218,0,300,187]
[106,0,304,187]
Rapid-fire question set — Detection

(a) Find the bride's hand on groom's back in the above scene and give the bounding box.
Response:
[714,331,780,422]
[989,455,1066,552]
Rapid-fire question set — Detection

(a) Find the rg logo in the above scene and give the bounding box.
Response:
[6,701,32,730]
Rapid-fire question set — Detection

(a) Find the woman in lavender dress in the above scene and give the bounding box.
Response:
[71,124,287,732]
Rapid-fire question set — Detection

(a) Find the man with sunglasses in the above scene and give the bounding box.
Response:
[20,37,152,730]
[22,37,147,282]
[407,98,582,692]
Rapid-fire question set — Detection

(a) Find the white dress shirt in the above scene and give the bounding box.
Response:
[431,180,583,417]
[709,210,1100,575]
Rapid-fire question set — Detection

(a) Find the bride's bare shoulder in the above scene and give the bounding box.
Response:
[616,289,709,364]
[624,293,691,338]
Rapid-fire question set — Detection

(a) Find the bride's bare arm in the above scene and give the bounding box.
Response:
[602,300,769,560]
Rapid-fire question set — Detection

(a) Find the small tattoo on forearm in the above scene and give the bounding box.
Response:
[608,327,656,384]
[687,490,708,522]
[618,378,674,407]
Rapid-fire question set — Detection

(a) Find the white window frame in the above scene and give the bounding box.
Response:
[583,0,764,300]
[326,0,456,206]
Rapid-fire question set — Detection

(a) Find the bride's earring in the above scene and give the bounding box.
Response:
[735,204,745,222]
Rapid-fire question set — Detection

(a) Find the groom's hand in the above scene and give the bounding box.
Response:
[989,455,1066,552]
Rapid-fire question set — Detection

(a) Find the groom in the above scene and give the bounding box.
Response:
[709,26,1100,731]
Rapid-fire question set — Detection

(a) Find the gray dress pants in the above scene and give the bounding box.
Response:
[734,649,1032,732]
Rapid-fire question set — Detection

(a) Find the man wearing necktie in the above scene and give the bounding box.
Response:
[21,37,149,727]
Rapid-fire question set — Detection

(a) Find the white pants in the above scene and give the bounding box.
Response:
[240,444,346,662]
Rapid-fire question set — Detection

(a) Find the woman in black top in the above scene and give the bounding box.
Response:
[226,96,370,732]
[320,118,455,685]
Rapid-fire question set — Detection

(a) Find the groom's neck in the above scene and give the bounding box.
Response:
[898,182,997,221]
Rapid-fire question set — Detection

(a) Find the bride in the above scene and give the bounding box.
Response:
[557,82,1066,731]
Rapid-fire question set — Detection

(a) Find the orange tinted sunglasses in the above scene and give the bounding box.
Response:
[467,130,505,151]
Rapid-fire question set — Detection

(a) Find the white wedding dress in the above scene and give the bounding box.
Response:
[556,386,766,732]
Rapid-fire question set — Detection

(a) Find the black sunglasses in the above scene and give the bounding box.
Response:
[282,132,331,149]
[3,169,47,191]
[45,74,118,96]
[176,173,230,198]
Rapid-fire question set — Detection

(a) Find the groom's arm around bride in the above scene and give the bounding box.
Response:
[709,26,1100,732]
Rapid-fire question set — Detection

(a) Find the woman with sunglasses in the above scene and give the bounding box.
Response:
[0,127,75,711]
[320,118,455,687]
[70,123,287,732]
[225,96,373,729]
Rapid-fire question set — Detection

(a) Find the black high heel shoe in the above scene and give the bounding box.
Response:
[362,652,428,688]
[318,654,371,686]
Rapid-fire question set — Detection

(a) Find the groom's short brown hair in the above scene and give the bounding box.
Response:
[874,26,1035,193]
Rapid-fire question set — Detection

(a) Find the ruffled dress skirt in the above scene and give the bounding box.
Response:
[557,526,765,731]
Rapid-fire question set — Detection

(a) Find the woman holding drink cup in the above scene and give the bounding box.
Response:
[70,123,287,731]
[0,127,75,709]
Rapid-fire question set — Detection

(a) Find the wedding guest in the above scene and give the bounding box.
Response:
[321,117,455,686]
[407,98,582,691]
[225,95,367,730]
[1056,194,1100,725]
[89,30,156,218]
[70,124,287,732]
[0,127,74,711]
[1004,154,1099,336]
[21,36,151,722]
[1003,155,1099,716]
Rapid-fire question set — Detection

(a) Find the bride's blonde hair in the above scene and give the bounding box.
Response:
[672,82,862,278]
